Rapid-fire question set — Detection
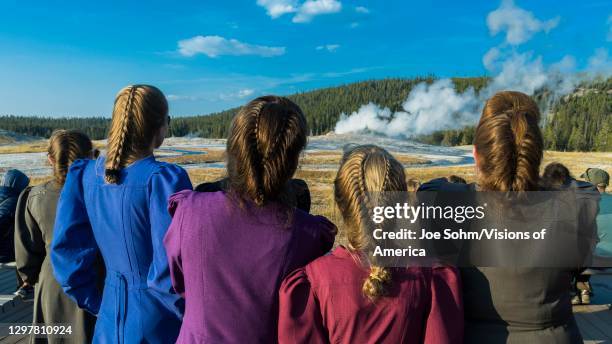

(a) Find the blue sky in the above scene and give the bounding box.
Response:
[0,0,609,117]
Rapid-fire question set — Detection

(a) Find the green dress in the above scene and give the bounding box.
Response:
[14,181,96,344]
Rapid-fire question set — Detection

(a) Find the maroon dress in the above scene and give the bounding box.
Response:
[278,246,464,344]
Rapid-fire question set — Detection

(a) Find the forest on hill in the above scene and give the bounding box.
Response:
[0,77,609,151]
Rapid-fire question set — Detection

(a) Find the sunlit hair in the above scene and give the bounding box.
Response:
[226,95,307,207]
[407,178,421,192]
[474,91,543,191]
[334,145,407,300]
[105,85,168,184]
[542,162,572,187]
[48,130,94,185]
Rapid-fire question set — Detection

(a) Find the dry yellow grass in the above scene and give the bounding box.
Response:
[15,148,612,247]
[0,140,105,154]
[0,140,49,154]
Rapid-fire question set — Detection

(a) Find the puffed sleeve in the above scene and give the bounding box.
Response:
[163,190,192,297]
[314,215,337,255]
[278,268,328,344]
[14,187,45,285]
[147,164,192,315]
[423,266,464,344]
[51,160,102,315]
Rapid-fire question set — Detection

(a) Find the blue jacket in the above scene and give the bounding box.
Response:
[51,156,192,344]
[0,169,29,262]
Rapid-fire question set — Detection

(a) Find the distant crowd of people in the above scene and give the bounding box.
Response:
[0,85,609,344]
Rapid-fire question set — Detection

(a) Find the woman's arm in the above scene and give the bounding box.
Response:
[423,266,464,344]
[50,160,102,315]
[278,268,328,344]
[147,164,192,316]
[14,187,45,285]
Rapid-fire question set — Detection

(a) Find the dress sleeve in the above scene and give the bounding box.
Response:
[147,164,192,315]
[163,190,192,297]
[50,160,102,315]
[278,268,328,344]
[14,187,45,285]
[314,215,337,255]
[423,266,464,344]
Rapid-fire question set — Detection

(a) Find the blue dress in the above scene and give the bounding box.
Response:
[51,156,192,343]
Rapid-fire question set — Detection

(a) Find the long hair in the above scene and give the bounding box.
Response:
[226,96,307,207]
[474,91,543,191]
[105,85,168,184]
[48,130,94,185]
[334,145,407,300]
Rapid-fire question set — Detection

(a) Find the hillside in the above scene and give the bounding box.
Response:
[0,76,609,151]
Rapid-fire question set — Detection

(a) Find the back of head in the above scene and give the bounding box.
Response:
[48,130,94,185]
[542,162,572,188]
[581,168,609,190]
[0,169,29,193]
[226,96,307,207]
[105,85,169,184]
[448,175,467,184]
[474,91,543,191]
[334,145,407,300]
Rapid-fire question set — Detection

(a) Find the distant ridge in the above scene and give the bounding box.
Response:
[0,76,609,151]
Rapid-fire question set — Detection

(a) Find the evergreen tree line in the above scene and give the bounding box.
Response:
[0,77,609,151]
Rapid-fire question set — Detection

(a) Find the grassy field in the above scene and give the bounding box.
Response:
[4,140,611,247]
[183,149,612,247]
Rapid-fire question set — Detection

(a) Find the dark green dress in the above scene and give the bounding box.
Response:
[15,181,96,344]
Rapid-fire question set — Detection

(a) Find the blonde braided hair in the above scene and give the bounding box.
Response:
[334,145,407,300]
[104,85,168,184]
[48,130,94,185]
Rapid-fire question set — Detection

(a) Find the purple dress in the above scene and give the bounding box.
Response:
[164,190,336,344]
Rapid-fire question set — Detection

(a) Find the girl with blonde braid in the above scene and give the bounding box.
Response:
[15,130,97,344]
[51,85,192,343]
[164,96,336,343]
[278,145,463,344]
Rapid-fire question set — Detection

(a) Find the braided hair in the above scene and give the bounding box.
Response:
[48,130,94,185]
[226,95,307,207]
[474,91,543,192]
[334,145,407,300]
[104,85,168,184]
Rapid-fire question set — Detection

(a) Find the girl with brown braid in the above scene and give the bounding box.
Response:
[51,85,192,344]
[278,145,463,344]
[15,130,97,343]
[419,91,599,343]
[164,96,336,343]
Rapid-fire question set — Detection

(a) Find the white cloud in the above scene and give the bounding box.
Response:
[219,88,257,101]
[237,89,255,98]
[167,94,200,101]
[486,0,559,45]
[316,44,340,52]
[256,0,298,18]
[355,6,369,14]
[482,47,501,71]
[349,22,360,28]
[588,48,612,76]
[177,35,285,58]
[293,0,342,23]
[257,0,341,23]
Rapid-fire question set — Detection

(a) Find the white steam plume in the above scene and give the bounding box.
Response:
[334,1,611,138]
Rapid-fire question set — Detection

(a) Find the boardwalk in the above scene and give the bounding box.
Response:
[0,264,30,343]
[0,264,610,343]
